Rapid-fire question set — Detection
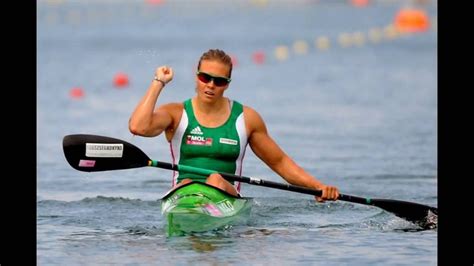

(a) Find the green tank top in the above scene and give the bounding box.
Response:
[170,99,248,191]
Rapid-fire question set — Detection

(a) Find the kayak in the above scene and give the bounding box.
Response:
[160,181,252,236]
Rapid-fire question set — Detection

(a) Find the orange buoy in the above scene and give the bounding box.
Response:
[113,72,129,88]
[69,87,84,99]
[394,8,430,33]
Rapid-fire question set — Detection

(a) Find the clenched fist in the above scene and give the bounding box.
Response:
[155,66,174,85]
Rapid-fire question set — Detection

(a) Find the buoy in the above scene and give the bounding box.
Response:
[146,0,165,5]
[350,0,369,7]
[315,36,330,51]
[252,51,265,65]
[352,32,365,47]
[293,40,309,55]
[368,28,383,43]
[274,46,289,61]
[394,8,430,33]
[113,72,129,88]
[338,33,352,48]
[69,87,84,99]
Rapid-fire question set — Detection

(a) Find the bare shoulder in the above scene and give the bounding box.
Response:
[243,105,266,133]
[243,105,261,121]
[158,102,183,117]
[159,102,183,112]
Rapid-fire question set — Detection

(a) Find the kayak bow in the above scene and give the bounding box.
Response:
[161,181,252,235]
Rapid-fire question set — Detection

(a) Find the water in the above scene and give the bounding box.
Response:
[37,0,437,265]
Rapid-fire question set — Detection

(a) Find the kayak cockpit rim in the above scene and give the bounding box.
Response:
[160,181,251,200]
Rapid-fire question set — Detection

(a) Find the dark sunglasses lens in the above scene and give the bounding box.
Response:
[197,73,212,83]
[213,77,229,86]
[198,72,229,86]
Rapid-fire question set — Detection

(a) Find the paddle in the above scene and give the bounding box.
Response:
[63,134,438,229]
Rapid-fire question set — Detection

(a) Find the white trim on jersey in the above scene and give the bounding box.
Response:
[170,111,188,185]
[235,112,248,192]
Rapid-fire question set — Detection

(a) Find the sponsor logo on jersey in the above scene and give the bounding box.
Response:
[190,126,203,135]
[219,138,238,145]
[186,135,213,146]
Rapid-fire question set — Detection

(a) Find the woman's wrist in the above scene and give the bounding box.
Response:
[153,76,166,87]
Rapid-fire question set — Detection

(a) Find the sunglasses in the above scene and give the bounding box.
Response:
[196,71,231,87]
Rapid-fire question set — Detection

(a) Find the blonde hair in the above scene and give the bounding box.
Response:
[197,49,233,78]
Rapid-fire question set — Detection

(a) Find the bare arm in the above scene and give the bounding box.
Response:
[245,107,339,202]
[129,66,174,137]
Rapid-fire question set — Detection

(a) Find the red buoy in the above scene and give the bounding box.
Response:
[113,72,129,88]
[69,87,84,99]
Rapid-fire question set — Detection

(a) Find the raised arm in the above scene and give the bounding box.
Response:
[245,106,339,201]
[129,66,174,137]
